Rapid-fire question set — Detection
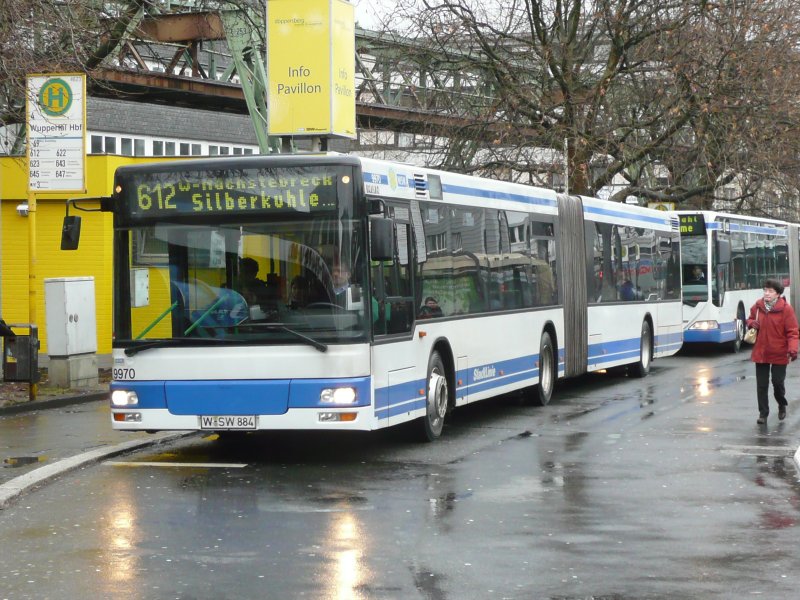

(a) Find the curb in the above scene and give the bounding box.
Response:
[0,431,195,510]
[0,391,108,417]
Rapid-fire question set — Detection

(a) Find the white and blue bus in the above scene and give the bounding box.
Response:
[64,154,683,440]
[677,210,800,352]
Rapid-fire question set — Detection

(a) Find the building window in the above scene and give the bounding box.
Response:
[165,141,175,156]
[104,136,117,154]
[133,227,168,266]
[220,146,230,155]
[134,139,145,156]
[191,144,202,155]
[179,143,190,156]
[91,135,103,154]
[121,138,132,156]
[244,148,254,155]
[233,147,243,155]
[153,140,164,156]
[209,145,219,155]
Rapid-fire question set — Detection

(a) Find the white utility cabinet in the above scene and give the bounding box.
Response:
[45,276,97,356]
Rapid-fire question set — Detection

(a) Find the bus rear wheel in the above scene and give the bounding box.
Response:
[533,331,555,406]
[418,351,449,442]
[628,320,652,378]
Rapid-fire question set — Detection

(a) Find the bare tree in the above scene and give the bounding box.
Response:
[649,0,800,215]
[0,0,152,151]
[369,0,800,214]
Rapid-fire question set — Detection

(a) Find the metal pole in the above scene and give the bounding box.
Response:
[564,137,569,196]
[27,190,38,401]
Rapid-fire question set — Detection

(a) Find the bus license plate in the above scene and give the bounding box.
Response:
[199,415,257,430]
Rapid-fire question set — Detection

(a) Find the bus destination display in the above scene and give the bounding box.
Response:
[679,214,706,236]
[119,167,341,219]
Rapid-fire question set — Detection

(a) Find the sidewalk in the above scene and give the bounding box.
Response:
[0,368,110,414]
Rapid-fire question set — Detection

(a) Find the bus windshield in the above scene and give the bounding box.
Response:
[681,235,709,306]
[115,217,368,348]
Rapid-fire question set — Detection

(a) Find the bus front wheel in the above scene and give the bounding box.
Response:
[418,351,449,442]
[728,305,746,353]
[628,320,653,378]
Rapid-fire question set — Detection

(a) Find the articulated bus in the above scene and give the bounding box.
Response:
[677,210,800,352]
[63,154,683,440]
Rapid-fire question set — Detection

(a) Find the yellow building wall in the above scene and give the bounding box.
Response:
[1,154,185,357]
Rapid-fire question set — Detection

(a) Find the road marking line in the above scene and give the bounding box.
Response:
[0,431,192,510]
[106,461,247,468]
[719,444,792,457]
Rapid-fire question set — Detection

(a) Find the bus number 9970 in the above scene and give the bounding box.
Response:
[113,368,136,380]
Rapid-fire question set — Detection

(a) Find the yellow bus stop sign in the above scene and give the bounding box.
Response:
[38,78,74,117]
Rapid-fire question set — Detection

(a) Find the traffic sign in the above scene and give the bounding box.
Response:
[26,74,86,193]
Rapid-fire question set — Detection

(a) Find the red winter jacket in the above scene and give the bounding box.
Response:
[748,297,799,365]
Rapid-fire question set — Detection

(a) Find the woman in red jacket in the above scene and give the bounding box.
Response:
[747,278,799,424]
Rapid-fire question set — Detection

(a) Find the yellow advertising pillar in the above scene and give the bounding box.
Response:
[266,0,356,141]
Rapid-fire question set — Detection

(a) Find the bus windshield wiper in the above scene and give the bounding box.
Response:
[121,326,328,356]
[122,337,237,357]
[256,324,328,353]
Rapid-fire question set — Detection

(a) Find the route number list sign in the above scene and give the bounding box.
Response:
[26,74,87,193]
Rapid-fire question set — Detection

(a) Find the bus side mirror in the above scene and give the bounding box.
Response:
[61,216,82,250]
[716,238,731,264]
[369,216,395,262]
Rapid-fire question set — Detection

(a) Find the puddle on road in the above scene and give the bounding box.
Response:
[3,455,47,468]
[687,373,749,395]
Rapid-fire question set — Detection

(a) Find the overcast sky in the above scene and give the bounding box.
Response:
[353,0,379,29]
[353,0,402,30]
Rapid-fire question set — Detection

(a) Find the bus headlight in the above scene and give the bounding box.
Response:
[111,390,139,407]
[320,387,357,405]
[688,320,719,330]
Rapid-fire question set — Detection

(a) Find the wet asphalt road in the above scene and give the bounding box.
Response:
[0,399,155,486]
[0,348,799,599]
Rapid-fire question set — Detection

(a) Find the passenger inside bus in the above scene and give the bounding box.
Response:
[620,280,638,301]
[687,265,706,283]
[288,275,311,309]
[332,263,351,301]
[237,258,269,303]
[418,296,444,318]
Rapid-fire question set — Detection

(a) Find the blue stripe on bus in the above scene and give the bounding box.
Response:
[583,205,672,227]
[375,336,671,421]
[468,367,539,394]
[374,378,421,412]
[588,332,684,360]
[374,353,544,421]
[587,337,641,363]
[705,222,787,236]
[113,377,372,415]
[365,172,671,231]
[655,331,684,352]
[441,183,557,207]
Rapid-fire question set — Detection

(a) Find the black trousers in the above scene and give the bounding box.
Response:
[755,362,788,416]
